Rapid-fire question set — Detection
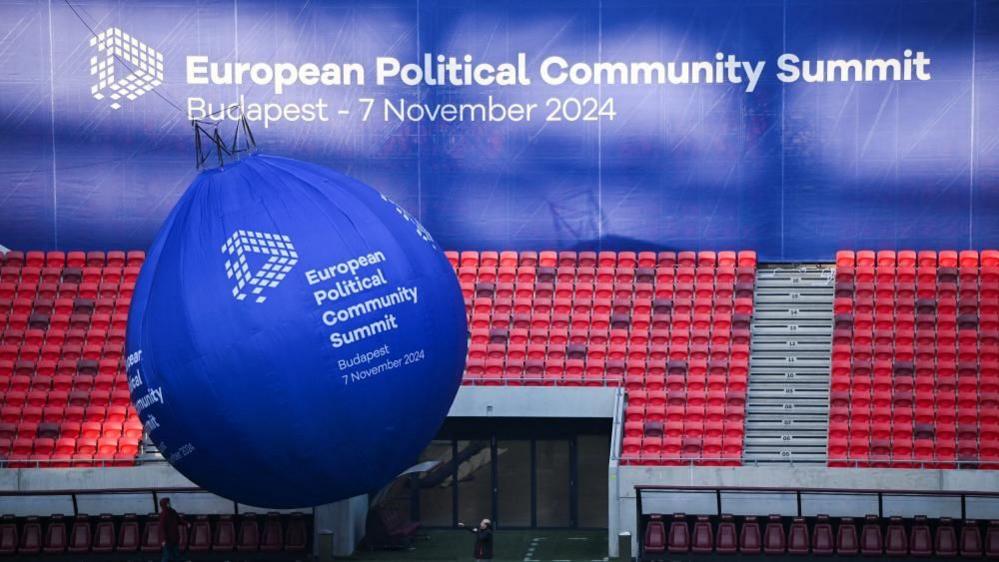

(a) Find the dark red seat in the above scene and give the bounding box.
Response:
[177,521,189,551]
[740,516,761,554]
[884,516,908,556]
[667,513,689,553]
[936,517,958,557]
[189,515,213,552]
[285,513,308,552]
[260,513,284,552]
[961,520,983,558]
[837,517,859,555]
[644,515,666,554]
[860,514,883,555]
[92,514,115,553]
[0,516,17,555]
[986,520,999,559]
[763,514,786,554]
[18,517,41,554]
[139,514,161,552]
[236,514,260,552]
[716,514,737,554]
[691,515,713,553]
[42,515,67,553]
[910,515,933,557]
[67,515,91,553]
[813,515,835,555]
[788,517,809,554]
[116,514,140,552]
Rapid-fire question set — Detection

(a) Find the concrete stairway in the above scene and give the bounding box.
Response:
[743,265,835,464]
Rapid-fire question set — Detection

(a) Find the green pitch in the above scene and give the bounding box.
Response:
[346,529,609,562]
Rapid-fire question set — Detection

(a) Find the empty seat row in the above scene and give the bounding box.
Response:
[0,512,309,555]
[0,250,145,269]
[836,250,999,268]
[643,513,999,557]
[447,250,758,269]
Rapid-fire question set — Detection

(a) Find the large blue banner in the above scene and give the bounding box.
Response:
[0,0,996,261]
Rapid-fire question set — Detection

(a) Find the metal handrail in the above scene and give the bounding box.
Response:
[608,387,626,463]
[0,457,166,469]
[462,376,623,386]
[635,484,999,497]
[634,484,999,529]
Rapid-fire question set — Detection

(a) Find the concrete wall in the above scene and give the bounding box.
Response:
[608,464,999,557]
[447,386,619,418]
[315,495,369,557]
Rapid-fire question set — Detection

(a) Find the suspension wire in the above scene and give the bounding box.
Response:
[62,0,259,168]
[63,0,249,118]
[62,0,187,114]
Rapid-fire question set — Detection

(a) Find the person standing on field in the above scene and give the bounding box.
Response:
[158,497,190,562]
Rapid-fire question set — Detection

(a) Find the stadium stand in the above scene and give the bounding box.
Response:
[4,247,999,472]
[0,250,144,467]
[640,513,999,558]
[447,250,757,466]
[0,512,308,556]
[828,250,999,469]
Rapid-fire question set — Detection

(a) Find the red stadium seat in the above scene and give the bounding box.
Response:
[236,514,260,551]
[285,513,308,551]
[961,520,984,558]
[260,513,284,552]
[43,515,67,553]
[936,517,958,557]
[985,520,999,559]
[837,517,859,555]
[740,516,761,554]
[787,517,809,554]
[763,515,786,554]
[715,514,737,554]
[18,516,42,554]
[813,515,835,555]
[116,514,140,552]
[140,515,162,552]
[691,515,713,553]
[644,515,666,554]
[0,516,16,555]
[884,516,908,556]
[66,515,91,554]
[188,516,212,551]
[860,514,883,555]
[667,513,690,553]
[124,251,144,267]
[212,515,236,551]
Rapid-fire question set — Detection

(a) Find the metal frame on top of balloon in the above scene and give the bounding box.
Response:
[192,105,257,169]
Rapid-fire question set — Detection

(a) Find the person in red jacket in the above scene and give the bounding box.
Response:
[158,497,190,562]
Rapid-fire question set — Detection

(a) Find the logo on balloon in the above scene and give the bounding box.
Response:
[222,230,299,303]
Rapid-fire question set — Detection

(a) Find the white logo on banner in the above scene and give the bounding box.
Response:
[222,230,299,304]
[89,27,164,110]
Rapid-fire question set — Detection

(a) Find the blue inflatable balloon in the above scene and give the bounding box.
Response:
[125,154,467,508]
